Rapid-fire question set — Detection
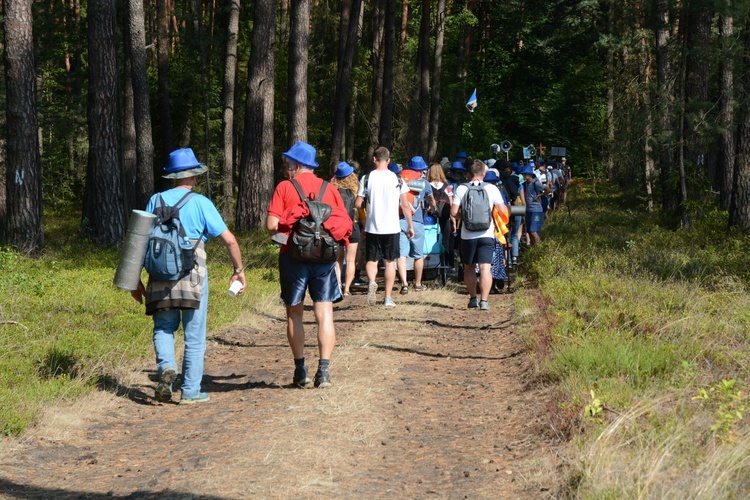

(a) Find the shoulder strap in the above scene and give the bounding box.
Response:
[290,179,308,202]
[173,191,197,210]
[317,180,329,201]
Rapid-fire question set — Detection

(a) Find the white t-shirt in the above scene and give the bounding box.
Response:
[453,181,506,240]
[358,169,410,235]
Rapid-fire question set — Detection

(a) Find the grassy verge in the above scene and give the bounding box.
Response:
[517,181,750,497]
[0,207,279,436]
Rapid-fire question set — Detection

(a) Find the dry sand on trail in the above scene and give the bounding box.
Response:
[0,284,562,498]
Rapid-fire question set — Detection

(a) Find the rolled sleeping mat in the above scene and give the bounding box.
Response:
[407,179,426,193]
[510,205,526,216]
[113,210,156,291]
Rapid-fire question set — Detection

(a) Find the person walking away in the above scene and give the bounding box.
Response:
[520,164,551,246]
[483,169,508,292]
[397,156,436,294]
[131,148,246,404]
[355,146,414,307]
[451,160,507,311]
[266,142,352,388]
[426,162,455,270]
[330,161,360,297]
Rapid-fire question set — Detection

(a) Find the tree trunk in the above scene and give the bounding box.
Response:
[128,0,155,209]
[236,0,276,231]
[329,0,362,174]
[398,0,408,62]
[83,0,126,247]
[279,0,289,46]
[427,0,446,162]
[655,0,676,212]
[378,0,395,149]
[220,0,240,215]
[717,2,735,210]
[122,28,137,213]
[729,14,750,230]
[287,0,309,145]
[4,0,43,253]
[368,0,385,158]
[417,0,430,156]
[346,4,364,161]
[157,0,173,166]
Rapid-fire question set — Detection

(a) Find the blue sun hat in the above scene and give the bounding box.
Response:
[408,156,428,171]
[456,151,468,160]
[388,162,401,174]
[450,160,467,172]
[519,165,535,176]
[163,148,208,179]
[282,141,319,168]
[484,170,500,183]
[335,161,354,178]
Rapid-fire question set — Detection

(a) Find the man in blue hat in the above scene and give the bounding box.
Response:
[520,164,551,246]
[266,141,351,389]
[131,148,246,404]
[396,156,436,294]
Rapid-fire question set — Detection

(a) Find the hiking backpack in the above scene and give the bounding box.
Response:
[289,179,341,264]
[143,191,199,281]
[461,182,492,231]
[432,183,451,220]
[337,187,357,222]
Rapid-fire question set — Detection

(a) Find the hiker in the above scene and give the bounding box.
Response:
[131,147,246,404]
[266,141,352,389]
[483,169,508,292]
[426,162,455,270]
[330,161,360,297]
[451,160,508,311]
[397,156,436,294]
[520,164,551,246]
[355,146,414,307]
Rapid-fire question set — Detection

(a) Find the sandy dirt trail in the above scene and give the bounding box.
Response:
[0,285,561,498]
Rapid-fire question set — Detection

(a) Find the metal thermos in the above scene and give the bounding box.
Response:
[113,210,156,291]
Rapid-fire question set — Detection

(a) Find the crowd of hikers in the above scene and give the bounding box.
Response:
[129,143,572,401]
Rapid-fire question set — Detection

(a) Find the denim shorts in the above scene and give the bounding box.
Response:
[460,237,495,265]
[527,211,543,233]
[399,219,425,259]
[279,251,342,306]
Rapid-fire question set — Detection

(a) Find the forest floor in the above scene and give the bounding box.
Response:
[0,281,565,498]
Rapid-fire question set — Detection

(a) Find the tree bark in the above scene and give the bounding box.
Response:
[717,2,735,210]
[417,0,431,156]
[368,0,385,158]
[655,0,676,212]
[427,0,446,162]
[329,0,362,174]
[378,0,395,149]
[83,0,126,247]
[398,0,407,62]
[122,23,137,213]
[287,0,309,145]
[236,0,276,231]
[220,0,240,215]
[127,0,155,210]
[3,0,44,253]
[157,0,173,166]
[729,14,750,230]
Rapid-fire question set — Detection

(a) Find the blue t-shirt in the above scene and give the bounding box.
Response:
[524,179,545,213]
[411,180,433,224]
[146,187,228,241]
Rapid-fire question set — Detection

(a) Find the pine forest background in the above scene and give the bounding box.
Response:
[2,0,750,252]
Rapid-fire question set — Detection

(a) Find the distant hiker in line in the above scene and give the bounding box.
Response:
[266,142,351,389]
[330,161,360,298]
[131,148,246,404]
[520,164,551,246]
[451,160,507,311]
[355,146,413,307]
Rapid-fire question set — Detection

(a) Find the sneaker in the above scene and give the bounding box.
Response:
[367,281,378,305]
[479,300,490,311]
[293,366,313,388]
[468,297,479,309]
[352,277,368,286]
[155,367,177,402]
[314,370,332,389]
[512,257,518,265]
[384,297,396,307]
[179,392,210,405]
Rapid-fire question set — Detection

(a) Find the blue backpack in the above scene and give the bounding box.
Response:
[143,192,198,281]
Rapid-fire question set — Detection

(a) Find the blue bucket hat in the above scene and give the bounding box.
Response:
[163,148,208,179]
[519,165,535,176]
[334,161,354,178]
[408,156,428,171]
[388,162,401,174]
[484,170,500,183]
[450,161,467,172]
[282,141,319,168]
[456,151,468,160]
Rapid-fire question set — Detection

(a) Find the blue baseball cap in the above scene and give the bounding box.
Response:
[163,148,208,179]
[408,156,428,171]
[334,161,354,178]
[282,141,319,168]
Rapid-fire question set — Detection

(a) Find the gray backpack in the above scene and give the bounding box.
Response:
[461,182,491,231]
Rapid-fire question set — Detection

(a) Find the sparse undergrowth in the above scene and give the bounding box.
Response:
[0,206,278,435]
[516,181,750,497]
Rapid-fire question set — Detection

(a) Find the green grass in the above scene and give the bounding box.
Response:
[517,181,750,497]
[0,207,279,435]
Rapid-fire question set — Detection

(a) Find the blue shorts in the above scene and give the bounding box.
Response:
[279,251,342,306]
[399,219,425,259]
[460,237,495,265]
[527,211,543,233]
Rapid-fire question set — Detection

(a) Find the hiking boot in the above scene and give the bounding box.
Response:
[179,392,210,405]
[367,281,378,305]
[155,367,177,402]
[468,297,479,309]
[293,366,313,388]
[479,300,490,311]
[314,369,332,389]
[384,297,396,307]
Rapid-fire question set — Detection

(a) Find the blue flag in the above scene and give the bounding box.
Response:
[466,88,477,112]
